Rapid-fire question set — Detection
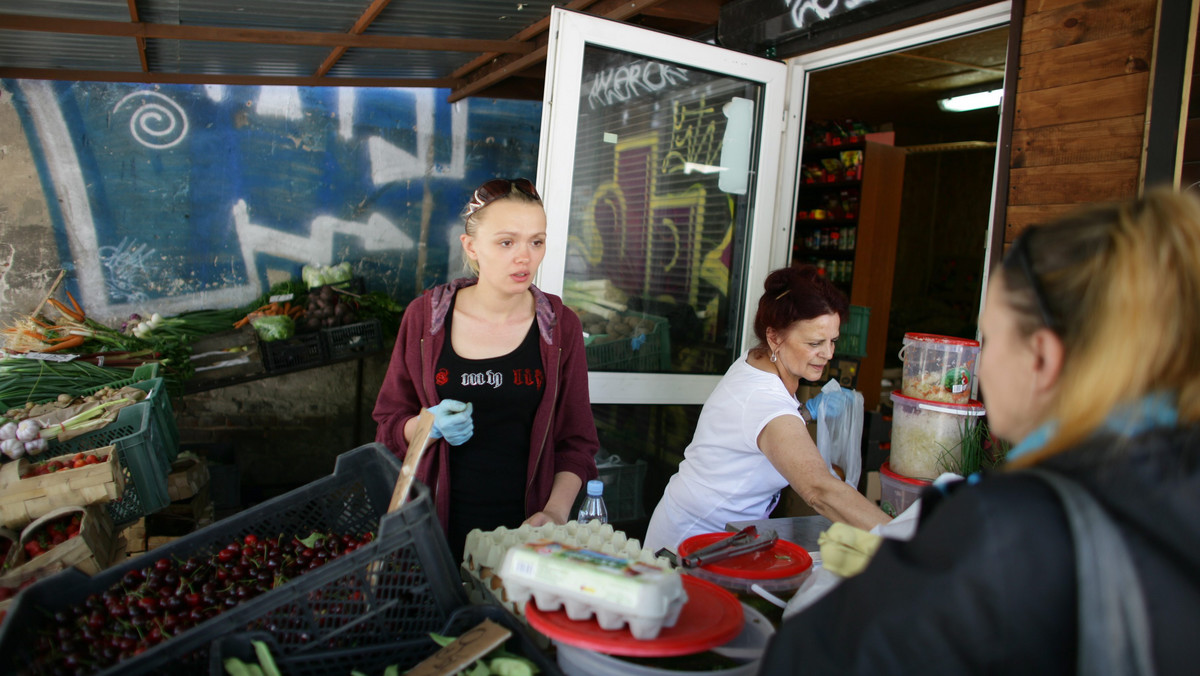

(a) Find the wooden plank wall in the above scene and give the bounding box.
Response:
[1005,0,1160,243]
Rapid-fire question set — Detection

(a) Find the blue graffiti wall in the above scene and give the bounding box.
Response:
[3,79,542,322]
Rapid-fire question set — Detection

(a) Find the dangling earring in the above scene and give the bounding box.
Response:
[770,350,778,363]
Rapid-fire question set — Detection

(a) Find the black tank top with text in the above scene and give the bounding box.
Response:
[437,295,544,560]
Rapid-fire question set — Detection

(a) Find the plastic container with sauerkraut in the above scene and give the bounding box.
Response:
[889,392,986,480]
[899,333,980,404]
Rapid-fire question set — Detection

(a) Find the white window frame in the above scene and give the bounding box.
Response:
[536,7,789,404]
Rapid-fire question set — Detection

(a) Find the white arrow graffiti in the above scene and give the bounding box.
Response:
[367,89,467,184]
[233,199,415,283]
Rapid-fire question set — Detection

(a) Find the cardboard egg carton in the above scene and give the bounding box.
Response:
[460,520,677,639]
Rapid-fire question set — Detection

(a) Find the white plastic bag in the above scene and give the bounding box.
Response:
[782,565,843,618]
[815,379,865,489]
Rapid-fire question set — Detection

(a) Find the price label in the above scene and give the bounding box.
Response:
[405,619,512,676]
[18,352,77,362]
[269,293,295,303]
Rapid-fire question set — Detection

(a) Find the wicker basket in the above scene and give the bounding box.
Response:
[0,505,117,585]
[0,446,123,529]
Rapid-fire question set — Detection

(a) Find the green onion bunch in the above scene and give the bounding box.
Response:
[0,358,139,411]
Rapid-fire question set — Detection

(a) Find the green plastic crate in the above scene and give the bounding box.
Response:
[45,399,170,525]
[585,313,670,372]
[81,373,178,465]
[43,367,176,525]
[139,377,179,463]
[838,305,870,358]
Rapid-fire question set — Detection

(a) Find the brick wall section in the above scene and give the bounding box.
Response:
[174,349,390,501]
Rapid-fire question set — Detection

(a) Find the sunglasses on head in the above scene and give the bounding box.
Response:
[464,178,541,218]
[1007,229,1059,332]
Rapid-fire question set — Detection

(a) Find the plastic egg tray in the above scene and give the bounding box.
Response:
[500,539,687,640]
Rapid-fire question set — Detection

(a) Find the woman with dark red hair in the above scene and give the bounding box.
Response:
[645,264,890,553]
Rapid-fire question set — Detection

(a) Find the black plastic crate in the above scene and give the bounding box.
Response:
[210,603,562,676]
[0,444,467,676]
[321,318,383,362]
[260,332,326,374]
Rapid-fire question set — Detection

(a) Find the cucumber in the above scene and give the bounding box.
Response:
[251,640,283,676]
[488,656,538,676]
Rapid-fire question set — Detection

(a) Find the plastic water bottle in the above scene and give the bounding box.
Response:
[577,479,608,525]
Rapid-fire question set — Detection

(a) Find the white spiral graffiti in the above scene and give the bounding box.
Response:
[113,91,189,149]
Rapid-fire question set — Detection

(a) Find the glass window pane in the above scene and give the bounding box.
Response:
[563,46,766,375]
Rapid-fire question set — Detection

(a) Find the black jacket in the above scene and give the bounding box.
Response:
[758,425,1200,675]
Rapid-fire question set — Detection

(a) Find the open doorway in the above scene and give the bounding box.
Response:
[801,26,1008,375]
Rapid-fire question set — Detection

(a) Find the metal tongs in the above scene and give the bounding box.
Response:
[680,525,778,568]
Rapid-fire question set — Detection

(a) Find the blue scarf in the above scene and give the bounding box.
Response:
[1006,391,1179,462]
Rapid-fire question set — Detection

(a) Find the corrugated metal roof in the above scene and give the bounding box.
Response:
[139,0,366,32]
[149,40,334,77]
[366,0,560,39]
[0,30,141,72]
[0,0,730,98]
[1,1,130,22]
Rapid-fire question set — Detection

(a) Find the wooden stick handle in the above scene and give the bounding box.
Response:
[387,408,436,512]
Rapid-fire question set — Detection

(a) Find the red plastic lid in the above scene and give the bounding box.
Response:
[524,574,744,657]
[880,461,932,486]
[902,332,980,347]
[889,390,986,414]
[677,532,813,580]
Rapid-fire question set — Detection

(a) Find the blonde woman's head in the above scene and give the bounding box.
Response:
[987,188,1200,465]
[460,178,543,275]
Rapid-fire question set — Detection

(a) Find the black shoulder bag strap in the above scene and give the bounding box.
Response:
[1027,468,1157,676]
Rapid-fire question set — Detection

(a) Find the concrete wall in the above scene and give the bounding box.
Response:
[0,79,542,505]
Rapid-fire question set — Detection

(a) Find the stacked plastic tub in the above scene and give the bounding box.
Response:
[882,333,985,516]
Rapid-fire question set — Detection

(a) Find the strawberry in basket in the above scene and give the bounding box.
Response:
[21,452,107,478]
[22,512,81,558]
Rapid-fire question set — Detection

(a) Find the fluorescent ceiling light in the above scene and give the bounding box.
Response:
[938,88,1003,112]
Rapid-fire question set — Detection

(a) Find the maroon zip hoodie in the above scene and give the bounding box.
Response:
[372,277,599,533]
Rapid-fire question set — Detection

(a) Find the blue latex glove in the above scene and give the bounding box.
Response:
[427,399,474,446]
[804,386,855,420]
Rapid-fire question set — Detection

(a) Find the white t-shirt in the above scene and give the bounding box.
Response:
[644,352,803,553]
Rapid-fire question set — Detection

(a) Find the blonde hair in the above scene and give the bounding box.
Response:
[1001,188,1200,468]
[460,180,543,275]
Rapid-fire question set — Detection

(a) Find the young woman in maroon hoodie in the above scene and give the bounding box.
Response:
[372,178,599,561]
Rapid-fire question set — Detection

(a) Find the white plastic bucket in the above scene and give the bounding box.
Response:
[889,391,986,479]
